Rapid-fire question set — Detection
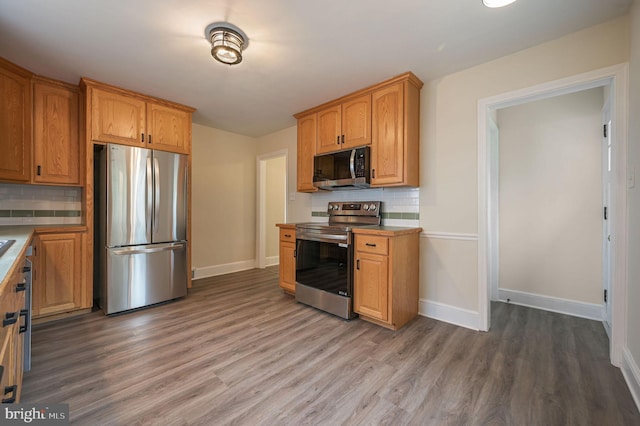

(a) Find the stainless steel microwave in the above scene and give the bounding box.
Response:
[313,146,370,190]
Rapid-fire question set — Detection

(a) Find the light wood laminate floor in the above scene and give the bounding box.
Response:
[22,267,640,425]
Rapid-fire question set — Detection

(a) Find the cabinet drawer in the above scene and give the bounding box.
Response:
[279,228,296,243]
[356,235,388,255]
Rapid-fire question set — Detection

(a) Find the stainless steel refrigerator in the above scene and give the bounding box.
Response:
[97,144,188,314]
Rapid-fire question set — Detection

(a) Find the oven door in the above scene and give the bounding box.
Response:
[295,238,353,297]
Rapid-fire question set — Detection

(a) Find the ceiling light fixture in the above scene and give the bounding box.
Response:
[205,23,248,65]
[483,0,518,7]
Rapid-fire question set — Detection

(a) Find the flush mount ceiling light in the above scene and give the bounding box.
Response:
[483,0,518,7]
[205,22,249,65]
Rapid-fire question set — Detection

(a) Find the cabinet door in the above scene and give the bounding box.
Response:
[0,63,31,182]
[316,105,341,154]
[91,88,146,146]
[342,94,371,149]
[279,241,296,293]
[354,252,389,322]
[33,81,80,185]
[147,103,191,154]
[371,82,404,186]
[297,113,317,192]
[33,232,84,317]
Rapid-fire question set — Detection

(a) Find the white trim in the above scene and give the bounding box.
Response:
[497,289,605,321]
[478,63,629,364]
[193,260,256,279]
[256,149,288,270]
[419,299,480,331]
[622,348,640,413]
[265,255,279,268]
[421,232,478,241]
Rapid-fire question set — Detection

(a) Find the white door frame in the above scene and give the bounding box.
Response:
[477,63,628,366]
[256,149,288,269]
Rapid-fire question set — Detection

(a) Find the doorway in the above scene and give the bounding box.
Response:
[494,87,605,321]
[478,63,629,365]
[256,150,288,269]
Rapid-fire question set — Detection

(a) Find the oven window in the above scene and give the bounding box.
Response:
[296,239,350,296]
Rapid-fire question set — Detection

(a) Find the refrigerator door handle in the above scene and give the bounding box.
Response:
[146,156,153,238]
[111,243,185,256]
[154,157,160,236]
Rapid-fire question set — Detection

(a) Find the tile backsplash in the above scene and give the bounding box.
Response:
[311,187,420,227]
[0,184,82,225]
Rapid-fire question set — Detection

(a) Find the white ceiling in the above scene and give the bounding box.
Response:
[0,0,632,137]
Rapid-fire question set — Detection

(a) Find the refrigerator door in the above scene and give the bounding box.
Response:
[152,150,188,243]
[104,242,187,314]
[106,144,153,247]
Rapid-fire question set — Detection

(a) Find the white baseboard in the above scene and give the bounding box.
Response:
[419,299,480,331]
[193,259,256,279]
[622,348,640,413]
[497,288,604,321]
[265,256,279,267]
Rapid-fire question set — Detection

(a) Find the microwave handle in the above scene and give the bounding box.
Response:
[349,149,356,179]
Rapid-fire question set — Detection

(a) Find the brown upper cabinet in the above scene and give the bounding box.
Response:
[371,79,421,187]
[294,72,422,192]
[84,79,194,154]
[0,58,32,183]
[32,77,81,185]
[296,112,317,192]
[316,93,371,155]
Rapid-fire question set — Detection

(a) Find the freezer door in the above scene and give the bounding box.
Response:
[106,144,152,246]
[152,150,188,243]
[103,242,187,314]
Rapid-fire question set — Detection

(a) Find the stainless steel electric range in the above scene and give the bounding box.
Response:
[295,201,381,319]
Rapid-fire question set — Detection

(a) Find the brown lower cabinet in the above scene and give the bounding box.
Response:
[32,230,90,319]
[353,229,421,331]
[0,256,27,403]
[277,225,296,294]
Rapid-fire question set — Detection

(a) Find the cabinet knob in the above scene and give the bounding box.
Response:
[2,385,17,403]
[2,312,17,328]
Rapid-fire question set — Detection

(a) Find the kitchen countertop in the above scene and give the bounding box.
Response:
[0,225,88,290]
[352,226,422,236]
[276,223,421,236]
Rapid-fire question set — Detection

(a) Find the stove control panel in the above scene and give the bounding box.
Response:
[327,201,381,216]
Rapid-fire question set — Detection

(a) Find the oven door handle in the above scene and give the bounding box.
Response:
[297,234,349,244]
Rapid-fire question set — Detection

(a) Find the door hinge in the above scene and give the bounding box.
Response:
[603,206,607,220]
[604,289,608,303]
[603,124,608,138]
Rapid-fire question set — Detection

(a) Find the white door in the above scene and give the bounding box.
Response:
[602,99,612,331]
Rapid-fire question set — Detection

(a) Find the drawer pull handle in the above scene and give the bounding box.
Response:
[365,243,377,247]
[3,312,17,327]
[356,259,360,270]
[2,385,17,403]
[336,136,340,145]
[15,282,26,292]
[19,309,29,334]
[284,234,291,238]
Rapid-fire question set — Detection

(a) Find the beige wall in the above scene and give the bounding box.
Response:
[191,123,257,269]
[265,156,286,258]
[497,88,603,304]
[256,125,313,224]
[627,1,640,372]
[420,16,629,312]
